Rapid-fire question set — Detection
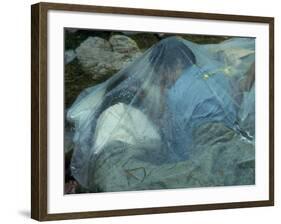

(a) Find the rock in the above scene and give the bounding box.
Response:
[76,36,142,81]
[75,36,114,80]
[64,49,76,64]
[109,35,140,54]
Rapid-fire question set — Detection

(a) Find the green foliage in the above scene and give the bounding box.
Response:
[65,59,117,108]
[180,34,230,44]
[64,29,111,50]
[129,33,160,50]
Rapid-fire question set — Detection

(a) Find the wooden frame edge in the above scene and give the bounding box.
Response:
[31,3,48,221]
[37,2,274,23]
[268,18,274,205]
[31,2,274,221]
[31,3,40,220]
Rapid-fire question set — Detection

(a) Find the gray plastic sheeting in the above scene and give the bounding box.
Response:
[67,36,255,191]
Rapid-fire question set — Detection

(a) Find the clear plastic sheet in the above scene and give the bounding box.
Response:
[67,36,255,190]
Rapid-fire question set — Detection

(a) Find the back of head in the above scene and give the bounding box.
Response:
[149,36,196,87]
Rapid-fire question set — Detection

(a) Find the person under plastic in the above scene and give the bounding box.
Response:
[67,36,255,192]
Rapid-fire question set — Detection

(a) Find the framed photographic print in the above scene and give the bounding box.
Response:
[31,2,274,221]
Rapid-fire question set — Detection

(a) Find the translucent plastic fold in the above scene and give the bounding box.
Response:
[67,36,255,190]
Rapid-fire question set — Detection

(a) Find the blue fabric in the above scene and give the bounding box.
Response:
[163,64,238,160]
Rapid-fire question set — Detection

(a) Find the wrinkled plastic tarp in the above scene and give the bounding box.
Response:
[67,36,255,191]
